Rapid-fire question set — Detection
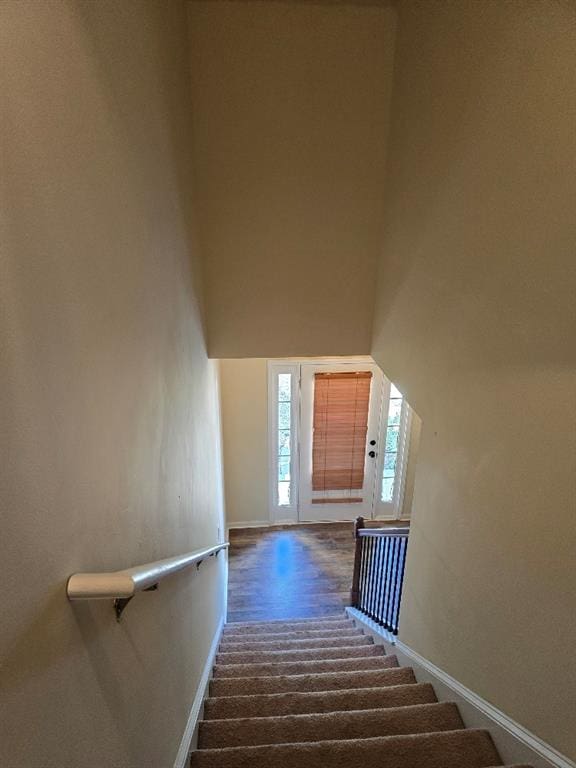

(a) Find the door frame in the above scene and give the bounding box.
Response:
[267,358,412,524]
[373,395,412,520]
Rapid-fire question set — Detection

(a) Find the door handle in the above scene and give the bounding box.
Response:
[368,450,376,458]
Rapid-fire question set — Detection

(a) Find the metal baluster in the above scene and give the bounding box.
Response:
[387,537,400,631]
[368,537,378,619]
[379,536,390,625]
[376,537,385,622]
[366,537,375,616]
[370,537,381,620]
[378,535,391,626]
[372,536,382,619]
[381,537,392,630]
[393,537,408,635]
[360,537,369,613]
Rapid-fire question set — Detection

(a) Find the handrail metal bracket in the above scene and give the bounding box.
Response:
[114,583,158,622]
[114,596,133,622]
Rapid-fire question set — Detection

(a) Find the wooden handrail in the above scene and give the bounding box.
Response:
[67,542,229,620]
[358,527,409,538]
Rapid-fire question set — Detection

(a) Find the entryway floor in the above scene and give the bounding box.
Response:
[227,523,354,623]
[226,521,407,623]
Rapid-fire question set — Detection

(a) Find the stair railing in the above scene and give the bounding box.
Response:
[351,517,409,635]
[67,542,229,620]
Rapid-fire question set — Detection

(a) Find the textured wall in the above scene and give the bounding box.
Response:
[371,0,576,758]
[0,2,226,766]
[219,359,269,526]
[188,0,397,358]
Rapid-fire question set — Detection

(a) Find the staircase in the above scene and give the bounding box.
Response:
[192,614,530,767]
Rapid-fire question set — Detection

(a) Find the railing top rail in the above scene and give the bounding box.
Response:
[358,527,409,538]
[66,542,229,601]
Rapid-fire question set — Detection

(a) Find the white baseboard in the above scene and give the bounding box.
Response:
[172,616,224,768]
[226,520,271,531]
[346,608,574,768]
[226,518,359,531]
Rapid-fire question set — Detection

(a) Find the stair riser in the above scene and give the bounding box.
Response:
[191,729,501,768]
[213,655,399,680]
[220,628,363,643]
[226,610,350,623]
[198,702,464,749]
[228,596,350,611]
[204,682,437,720]
[216,645,384,665]
[219,636,372,653]
[209,659,408,697]
[224,617,350,632]
[228,584,350,599]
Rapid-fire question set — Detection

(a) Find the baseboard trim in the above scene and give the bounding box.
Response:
[172,615,224,768]
[226,521,271,531]
[346,608,575,768]
[226,519,361,532]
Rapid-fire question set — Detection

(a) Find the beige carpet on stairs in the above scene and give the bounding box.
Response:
[191,613,532,768]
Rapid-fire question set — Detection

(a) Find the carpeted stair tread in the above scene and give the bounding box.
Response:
[219,635,372,652]
[204,681,435,720]
[198,701,463,748]
[223,617,352,634]
[225,614,348,626]
[191,728,501,768]
[219,628,364,644]
[216,644,383,665]
[213,653,395,679]
[209,659,406,696]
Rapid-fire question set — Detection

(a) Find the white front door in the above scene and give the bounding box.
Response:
[298,362,384,521]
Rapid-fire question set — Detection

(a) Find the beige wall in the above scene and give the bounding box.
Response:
[371,0,576,759]
[188,0,397,358]
[401,411,421,520]
[219,359,269,526]
[0,3,226,767]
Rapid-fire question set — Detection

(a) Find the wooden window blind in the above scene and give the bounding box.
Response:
[312,371,373,492]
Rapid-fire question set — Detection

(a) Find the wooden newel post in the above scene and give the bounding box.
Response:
[350,516,365,607]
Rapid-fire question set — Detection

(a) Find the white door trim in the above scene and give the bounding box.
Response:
[267,361,300,523]
[298,360,384,521]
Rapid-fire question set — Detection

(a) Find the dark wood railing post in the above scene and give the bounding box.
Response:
[350,516,365,607]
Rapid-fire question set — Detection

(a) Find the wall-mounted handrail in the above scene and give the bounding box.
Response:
[67,542,229,620]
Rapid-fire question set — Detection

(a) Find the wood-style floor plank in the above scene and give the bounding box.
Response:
[226,522,408,622]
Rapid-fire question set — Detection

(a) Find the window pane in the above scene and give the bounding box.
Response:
[385,426,400,452]
[383,454,397,477]
[390,383,402,398]
[278,481,291,506]
[381,477,395,503]
[278,429,291,455]
[278,401,291,430]
[278,456,291,481]
[387,398,402,426]
[278,374,291,401]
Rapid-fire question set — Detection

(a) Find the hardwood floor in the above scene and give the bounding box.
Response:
[226,521,408,623]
